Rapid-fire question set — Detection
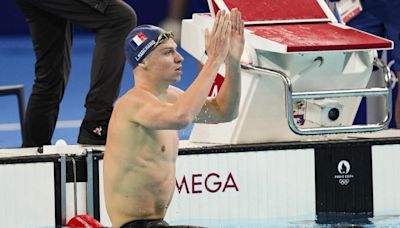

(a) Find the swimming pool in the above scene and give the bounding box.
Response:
[172,213,400,227]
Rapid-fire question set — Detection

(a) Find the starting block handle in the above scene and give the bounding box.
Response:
[241,57,393,135]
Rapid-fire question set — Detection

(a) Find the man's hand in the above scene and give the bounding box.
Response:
[204,10,231,64]
[227,8,244,64]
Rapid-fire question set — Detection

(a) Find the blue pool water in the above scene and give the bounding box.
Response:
[172,213,400,227]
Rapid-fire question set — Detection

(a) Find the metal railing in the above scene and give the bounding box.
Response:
[241,57,394,135]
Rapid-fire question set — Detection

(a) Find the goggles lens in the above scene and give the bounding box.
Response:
[154,31,174,48]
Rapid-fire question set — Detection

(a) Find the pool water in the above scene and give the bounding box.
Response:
[172,213,400,227]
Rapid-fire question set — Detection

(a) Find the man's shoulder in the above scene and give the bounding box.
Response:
[116,88,160,113]
[120,88,151,102]
[112,89,150,126]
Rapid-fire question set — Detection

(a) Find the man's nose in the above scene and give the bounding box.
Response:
[175,51,184,62]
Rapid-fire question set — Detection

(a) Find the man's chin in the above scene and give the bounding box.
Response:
[174,77,182,83]
[169,75,181,84]
[174,73,182,81]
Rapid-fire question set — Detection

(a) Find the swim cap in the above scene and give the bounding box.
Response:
[124,25,173,69]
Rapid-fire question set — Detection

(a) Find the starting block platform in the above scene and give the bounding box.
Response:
[182,0,394,144]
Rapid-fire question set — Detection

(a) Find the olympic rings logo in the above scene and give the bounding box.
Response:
[338,179,350,185]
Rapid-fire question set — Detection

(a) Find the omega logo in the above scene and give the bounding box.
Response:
[176,172,239,194]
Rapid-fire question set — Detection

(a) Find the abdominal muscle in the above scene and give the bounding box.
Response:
[108,161,175,225]
[104,127,179,227]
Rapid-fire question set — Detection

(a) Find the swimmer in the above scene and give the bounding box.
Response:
[103,8,244,228]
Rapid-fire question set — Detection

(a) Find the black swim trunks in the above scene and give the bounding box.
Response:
[120,219,206,228]
[120,219,169,228]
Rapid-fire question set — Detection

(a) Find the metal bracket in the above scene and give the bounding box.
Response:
[241,57,393,135]
[86,149,95,217]
[59,155,67,225]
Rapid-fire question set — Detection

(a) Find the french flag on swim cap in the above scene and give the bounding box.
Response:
[131,32,147,48]
[125,25,167,69]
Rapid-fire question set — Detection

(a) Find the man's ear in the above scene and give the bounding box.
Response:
[138,60,147,69]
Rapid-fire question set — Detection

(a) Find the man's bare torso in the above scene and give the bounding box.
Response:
[104,89,179,227]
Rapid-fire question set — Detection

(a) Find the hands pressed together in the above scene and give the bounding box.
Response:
[205,8,245,65]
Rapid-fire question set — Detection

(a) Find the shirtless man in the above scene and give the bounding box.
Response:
[103,9,244,228]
